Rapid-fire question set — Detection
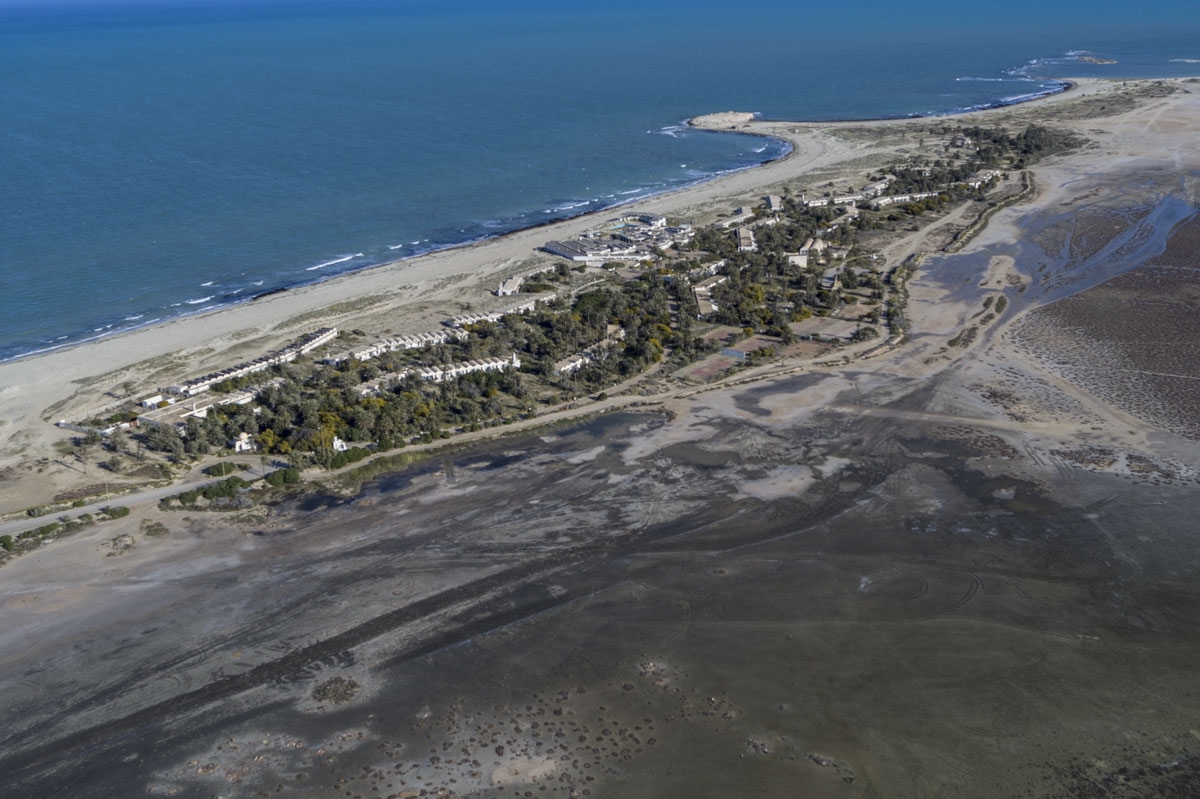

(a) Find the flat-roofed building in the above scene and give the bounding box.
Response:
[736,227,757,252]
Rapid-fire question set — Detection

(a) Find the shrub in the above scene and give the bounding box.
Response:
[202,476,247,501]
[0,535,12,551]
[103,506,131,519]
[206,462,236,477]
[265,468,301,487]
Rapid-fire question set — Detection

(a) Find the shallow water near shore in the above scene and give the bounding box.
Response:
[3,0,1200,359]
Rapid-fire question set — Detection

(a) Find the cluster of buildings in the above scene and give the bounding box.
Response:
[872,170,1002,208]
[872,191,942,209]
[166,328,339,398]
[543,212,693,265]
[802,179,892,209]
[136,385,263,431]
[963,169,1003,189]
[445,295,551,328]
[414,353,521,383]
[793,169,1001,213]
[359,353,522,395]
[323,328,468,365]
[692,274,727,317]
[552,325,627,375]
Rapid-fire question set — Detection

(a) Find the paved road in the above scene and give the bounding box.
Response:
[0,466,268,539]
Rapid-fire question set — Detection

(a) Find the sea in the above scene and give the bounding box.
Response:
[2,0,1200,362]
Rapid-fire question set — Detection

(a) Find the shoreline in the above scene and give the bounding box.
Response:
[739,78,1078,127]
[0,75,1170,517]
[0,134,793,367]
[0,77,1083,367]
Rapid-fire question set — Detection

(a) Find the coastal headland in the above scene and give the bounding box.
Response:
[3,77,1200,798]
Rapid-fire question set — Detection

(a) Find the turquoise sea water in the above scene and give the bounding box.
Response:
[2,0,1200,361]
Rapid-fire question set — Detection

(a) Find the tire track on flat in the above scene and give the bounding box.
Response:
[0,541,605,784]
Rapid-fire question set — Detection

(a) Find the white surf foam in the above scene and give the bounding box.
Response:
[306,253,363,271]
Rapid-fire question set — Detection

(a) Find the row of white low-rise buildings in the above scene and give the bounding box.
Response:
[323,328,468,365]
[804,180,890,209]
[359,353,522,394]
[416,353,521,382]
[166,327,339,397]
[872,191,941,208]
[445,295,551,328]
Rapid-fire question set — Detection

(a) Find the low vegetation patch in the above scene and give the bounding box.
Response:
[311,676,360,705]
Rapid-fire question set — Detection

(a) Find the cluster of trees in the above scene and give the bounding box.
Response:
[508,275,702,393]
[676,205,867,336]
[251,368,525,456]
[264,467,301,486]
[888,163,982,195]
[138,143,998,466]
[952,124,1081,167]
[142,271,703,462]
[893,193,955,218]
[172,476,249,507]
[690,208,847,262]
[143,405,258,461]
